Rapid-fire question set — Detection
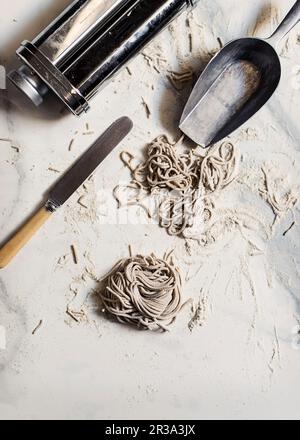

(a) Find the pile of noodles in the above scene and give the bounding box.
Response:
[114,135,239,237]
[100,253,184,331]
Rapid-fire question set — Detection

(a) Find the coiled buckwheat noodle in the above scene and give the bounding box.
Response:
[135,135,199,191]
[200,142,237,192]
[114,136,238,237]
[100,253,185,331]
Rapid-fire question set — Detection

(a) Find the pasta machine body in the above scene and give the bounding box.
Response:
[9,0,200,115]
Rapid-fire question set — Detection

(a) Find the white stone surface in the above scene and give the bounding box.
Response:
[0,0,299,420]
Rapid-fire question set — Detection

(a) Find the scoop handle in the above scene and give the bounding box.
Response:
[267,0,300,47]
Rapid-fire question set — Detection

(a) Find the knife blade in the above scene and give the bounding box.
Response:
[47,116,133,210]
[0,116,133,268]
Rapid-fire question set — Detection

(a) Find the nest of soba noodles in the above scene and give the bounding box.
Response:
[114,135,239,237]
[100,253,185,331]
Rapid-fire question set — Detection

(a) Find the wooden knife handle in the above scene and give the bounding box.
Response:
[0,206,52,269]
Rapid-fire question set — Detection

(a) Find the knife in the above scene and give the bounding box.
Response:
[0,116,133,268]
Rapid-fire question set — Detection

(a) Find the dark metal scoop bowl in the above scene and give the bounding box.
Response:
[180,0,300,147]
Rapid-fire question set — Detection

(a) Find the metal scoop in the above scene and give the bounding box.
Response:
[180,0,300,147]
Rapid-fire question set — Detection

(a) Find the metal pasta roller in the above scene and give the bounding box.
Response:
[8,0,200,116]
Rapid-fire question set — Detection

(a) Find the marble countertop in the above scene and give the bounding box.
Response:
[0,0,299,420]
